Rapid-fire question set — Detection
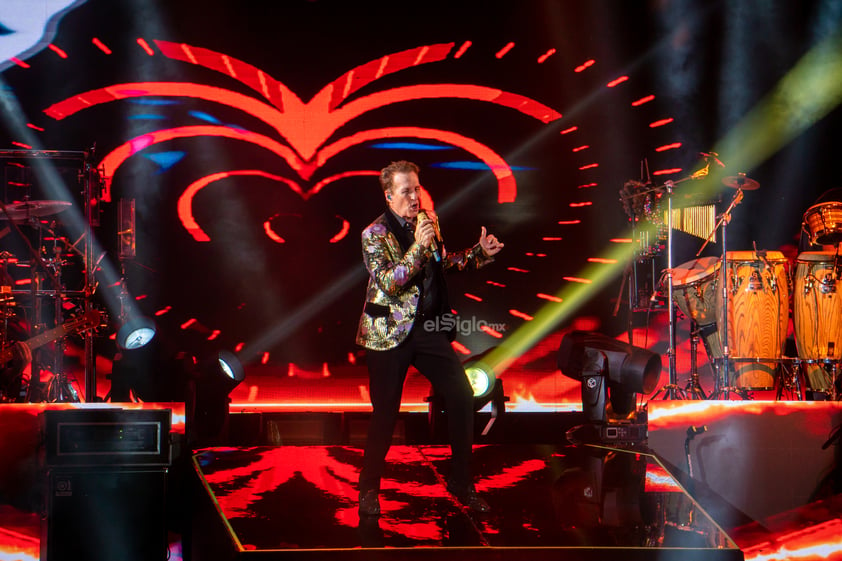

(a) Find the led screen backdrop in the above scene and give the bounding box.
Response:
[0,0,840,406]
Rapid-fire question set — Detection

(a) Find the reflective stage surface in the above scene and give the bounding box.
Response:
[192,444,743,560]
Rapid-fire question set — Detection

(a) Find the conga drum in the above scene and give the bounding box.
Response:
[672,257,723,361]
[718,251,789,389]
[793,251,842,391]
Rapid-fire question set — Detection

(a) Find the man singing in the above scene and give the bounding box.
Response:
[356,160,504,516]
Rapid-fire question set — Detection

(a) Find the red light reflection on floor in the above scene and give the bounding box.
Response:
[743,520,842,561]
[644,463,683,493]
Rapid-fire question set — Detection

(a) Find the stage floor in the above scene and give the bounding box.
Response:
[190,443,742,560]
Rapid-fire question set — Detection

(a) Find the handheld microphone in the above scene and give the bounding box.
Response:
[417,210,441,262]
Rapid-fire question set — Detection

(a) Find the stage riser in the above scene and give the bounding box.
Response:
[228,411,584,447]
[648,401,842,525]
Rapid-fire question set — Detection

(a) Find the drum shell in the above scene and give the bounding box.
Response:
[802,202,842,246]
[672,257,720,327]
[793,251,842,390]
[718,251,789,390]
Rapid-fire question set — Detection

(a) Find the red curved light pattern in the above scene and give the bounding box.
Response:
[152,40,564,140]
[26,123,44,131]
[578,183,597,188]
[315,127,518,203]
[578,163,598,170]
[329,217,350,243]
[606,76,629,87]
[507,267,529,273]
[486,280,506,287]
[575,60,595,72]
[45,38,562,202]
[178,170,303,241]
[588,257,617,264]
[537,293,562,302]
[569,202,592,207]
[563,277,591,284]
[480,325,503,338]
[537,48,556,63]
[560,126,578,134]
[263,219,285,243]
[464,293,482,302]
[10,57,30,68]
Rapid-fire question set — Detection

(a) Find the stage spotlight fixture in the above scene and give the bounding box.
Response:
[427,351,508,440]
[189,350,245,447]
[116,316,157,350]
[465,361,496,402]
[207,350,245,390]
[557,331,660,443]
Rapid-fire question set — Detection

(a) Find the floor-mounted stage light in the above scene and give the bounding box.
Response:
[188,350,245,448]
[116,316,157,350]
[557,331,661,444]
[427,350,508,440]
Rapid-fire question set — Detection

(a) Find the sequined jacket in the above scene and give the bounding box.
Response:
[356,211,494,351]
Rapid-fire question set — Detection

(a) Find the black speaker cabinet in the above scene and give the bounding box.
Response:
[42,467,168,561]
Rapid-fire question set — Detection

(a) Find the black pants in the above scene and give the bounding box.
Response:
[359,325,474,493]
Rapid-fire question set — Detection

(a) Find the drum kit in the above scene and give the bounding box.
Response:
[0,149,108,403]
[623,160,842,401]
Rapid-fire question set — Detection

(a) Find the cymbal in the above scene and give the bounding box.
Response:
[0,200,71,220]
[722,175,759,190]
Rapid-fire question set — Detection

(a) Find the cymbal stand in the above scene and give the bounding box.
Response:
[620,166,712,400]
[42,248,78,403]
[698,185,745,400]
[649,180,686,400]
[664,180,680,398]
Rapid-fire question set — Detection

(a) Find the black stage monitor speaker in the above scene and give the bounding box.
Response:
[39,408,172,561]
[43,468,168,561]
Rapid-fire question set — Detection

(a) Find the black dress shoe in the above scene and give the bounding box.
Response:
[447,482,491,513]
[358,489,381,517]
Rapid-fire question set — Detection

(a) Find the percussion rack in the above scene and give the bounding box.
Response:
[0,148,103,403]
[621,161,718,400]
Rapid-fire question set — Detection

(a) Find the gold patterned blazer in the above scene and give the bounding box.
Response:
[356,210,494,351]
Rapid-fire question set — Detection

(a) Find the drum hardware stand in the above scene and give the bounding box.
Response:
[697,181,745,400]
[0,199,78,402]
[685,320,708,399]
[620,163,714,400]
[776,358,804,401]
